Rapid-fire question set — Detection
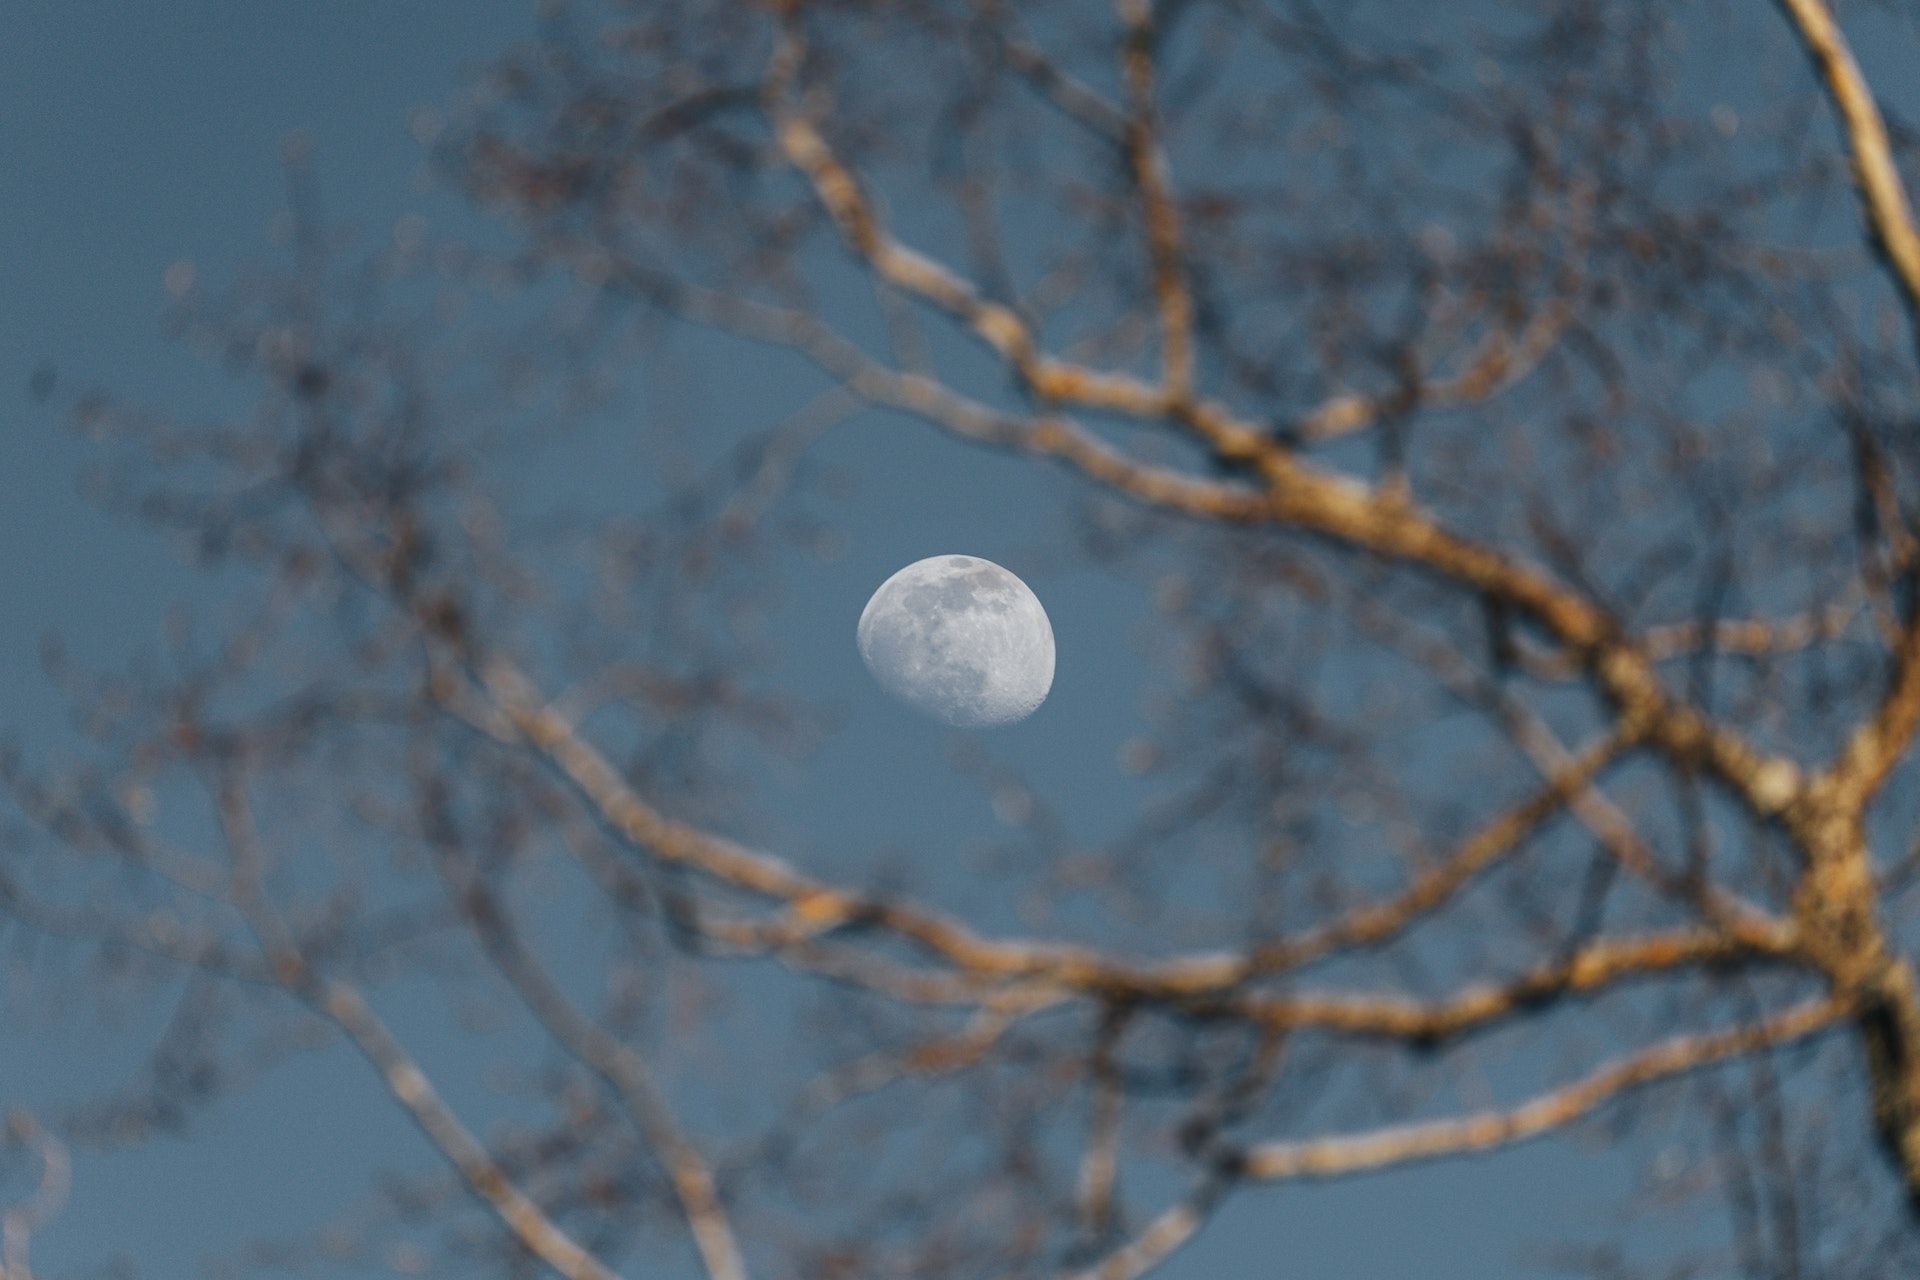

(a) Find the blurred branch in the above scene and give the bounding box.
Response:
[1062,1175,1229,1280]
[439,646,1813,1150]
[1775,0,1920,328]
[1293,294,1574,444]
[421,778,749,1280]
[0,1114,70,1280]
[1240,927,1798,1043]
[1772,0,1920,1214]
[1115,0,1195,402]
[1234,994,1845,1179]
[747,17,1812,841]
[213,772,623,1280]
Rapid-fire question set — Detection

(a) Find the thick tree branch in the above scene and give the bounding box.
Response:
[1241,928,1797,1043]
[753,18,1803,830]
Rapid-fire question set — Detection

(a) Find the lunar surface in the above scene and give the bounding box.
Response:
[857,555,1056,727]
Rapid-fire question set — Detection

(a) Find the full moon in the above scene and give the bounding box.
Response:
[857,555,1056,728]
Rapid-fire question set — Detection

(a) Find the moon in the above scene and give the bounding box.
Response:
[857,555,1056,728]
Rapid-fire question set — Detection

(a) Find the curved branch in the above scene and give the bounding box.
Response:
[1236,995,1844,1179]
[749,18,1803,827]
[317,983,624,1280]
[1,1115,70,1280]
[214,775,622,1280]
[1775,0,1920,322]
[1775,0,1920,810]
[1056,991,1837,1280]
[424,789,749,1280]
[1241,928,1798,1044]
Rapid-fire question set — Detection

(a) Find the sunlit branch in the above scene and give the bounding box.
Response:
[316,983,625,1280]
[1061,1176,1230,1280]
[764,14,1207,420]
[666,47,1804,830]
[1774,0,1920,325]
[601,233,1801,835]
[213,774,623,1280]
[463,654,1799,1070]
[1234,995,1844,1179]
[1509,600,1866,679]
[423,791,750,1280]
[1765,1,1920,1212]
[1240,928,1796,1043]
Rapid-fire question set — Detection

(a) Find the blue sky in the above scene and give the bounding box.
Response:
[0,4,1793,1276]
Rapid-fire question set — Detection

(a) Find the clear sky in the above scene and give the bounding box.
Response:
[2,4,1769,1277]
